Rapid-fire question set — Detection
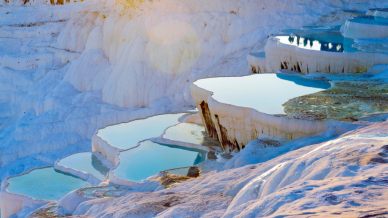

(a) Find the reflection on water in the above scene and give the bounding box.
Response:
[7,168,89,200]
[276,34,352,52]
[113,141,206,182]
[92,154,110,176]
[194,74,329,115]
[276,73,331,89]
[57,152,109,180]
[276,25,359,52]
[97,114,185,150]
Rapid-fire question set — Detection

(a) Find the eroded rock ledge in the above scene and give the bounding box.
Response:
[191,73,388,153]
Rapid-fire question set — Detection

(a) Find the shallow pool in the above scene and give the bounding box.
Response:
[113,140,206,182]
[351,16,388,25]
[276,31,356,53]
[162,123,207,145]
[6,167,89,200]
[97,113,185,150]
[194,73,329,115]
[57,152,109,180]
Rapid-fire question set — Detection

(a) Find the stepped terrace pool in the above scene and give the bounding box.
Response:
[113,140,206,182]
[97,113,185,150]
[275,32,356,53]
[6,167,89,200]
[194,73,330,115]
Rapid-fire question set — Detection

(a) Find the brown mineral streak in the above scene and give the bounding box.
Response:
[199,101,219,140]
[214,114,240,152]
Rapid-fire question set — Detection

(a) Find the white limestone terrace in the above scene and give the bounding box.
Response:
[92,113,186,166]
[341,15,388,39]
[53,118,388,218]
[1,112,213,217]
[367,8,388,18]
[91,112,212,185]
[264,27,388,74]
[249,13,388,75]
[1,0,388,185]
[191,73,344,152]
[353,38,388,54]
[0,1,388,217]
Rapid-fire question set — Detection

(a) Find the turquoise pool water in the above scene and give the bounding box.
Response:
[194,73,329,115]
[162,123,207,145]
[6,168,89,200]
[276,31,356,53]
[351,16,388,25]
[97,113,185,150]
[113,140,206,182]
[369,8,388,12]
[57,152,109,180]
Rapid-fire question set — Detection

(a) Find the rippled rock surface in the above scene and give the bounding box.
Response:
[284,81,388,121]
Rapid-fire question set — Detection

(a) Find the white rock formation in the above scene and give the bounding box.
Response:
[1,0,388,216]
[0,191,46,218]
[63,120,388,218]
[247,52,268,74]
[1,0,387,182]
[264,36,388,74]
[367,8,388,18]
[190,74,346,152]
[92,113,185,166]
[341,16,388,39]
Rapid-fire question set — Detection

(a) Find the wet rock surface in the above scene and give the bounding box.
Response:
[30,203,63,218]
[199,101,219,140]
[186,166,200,178]
[158,166,201,188]
[284,81,388,121]
[158,173,192,189]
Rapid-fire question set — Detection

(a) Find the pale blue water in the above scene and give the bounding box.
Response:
[194,74,329,115]
[163,123,207,145]
[97,113,185,150]
[113,141,206,182]
[6,168,89,200]
[57,152,109,180]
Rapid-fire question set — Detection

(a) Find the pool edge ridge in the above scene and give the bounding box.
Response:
[151,137,210,153]
[53,158,102,186]
[92,134,121,168]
